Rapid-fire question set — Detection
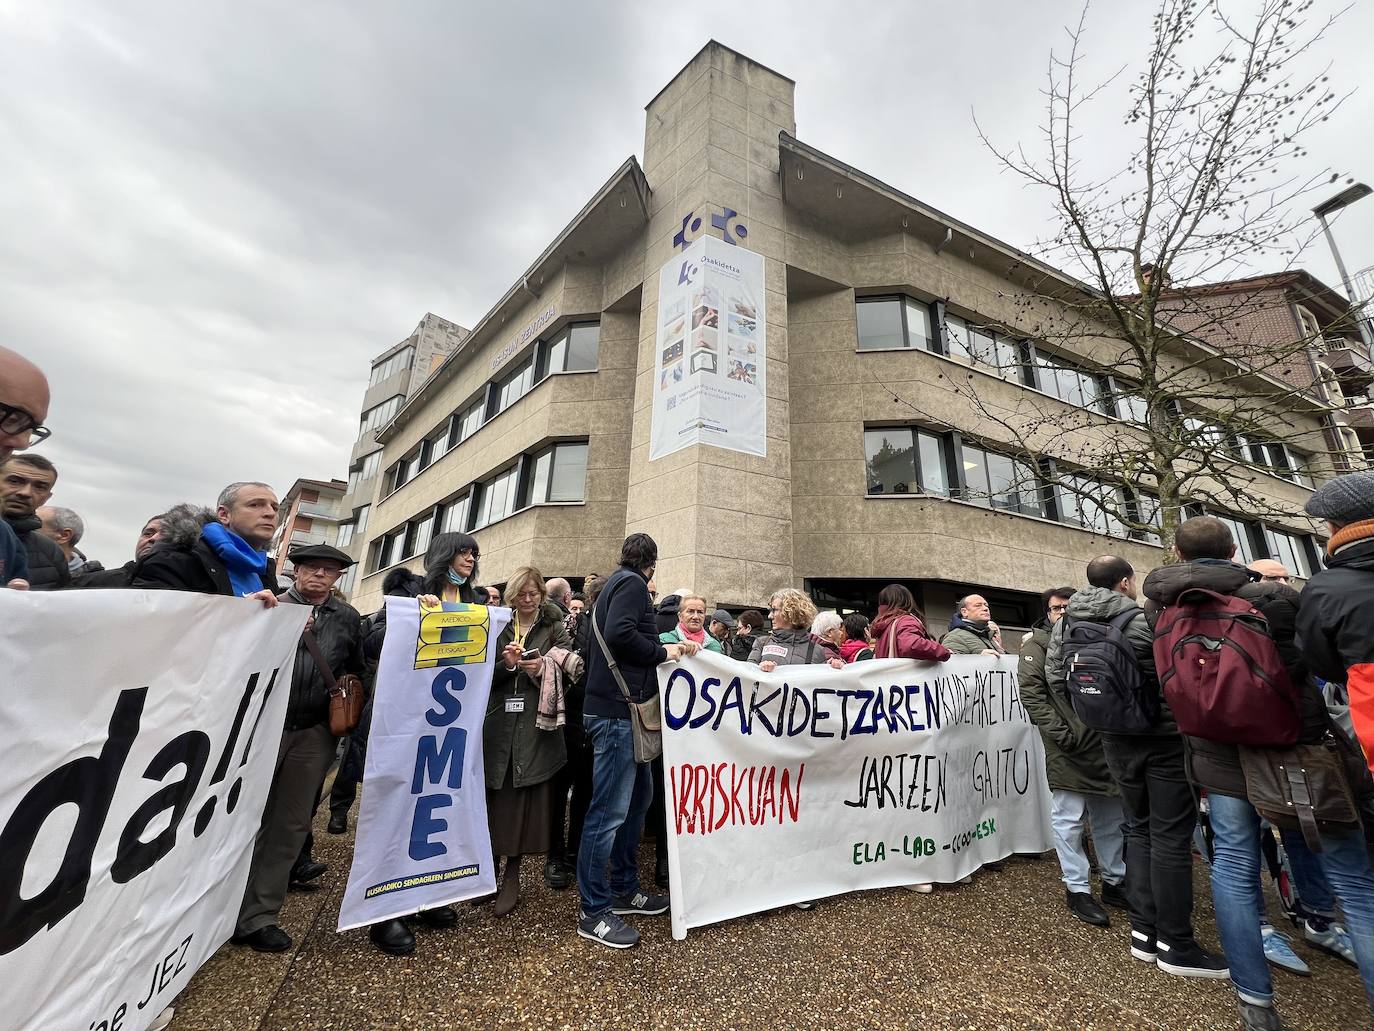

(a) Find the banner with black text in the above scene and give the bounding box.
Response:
[659,651,1054,939]
[0,590,308,1031]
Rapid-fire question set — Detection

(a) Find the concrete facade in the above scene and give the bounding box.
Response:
[269,477,348,578]
[347,42,1341,635]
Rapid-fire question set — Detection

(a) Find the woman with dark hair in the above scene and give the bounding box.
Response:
[870,584,951,663]
[416,532,482,606]
[840,612,875,663]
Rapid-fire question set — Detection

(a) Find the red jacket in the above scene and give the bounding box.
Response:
[870,607,951,662]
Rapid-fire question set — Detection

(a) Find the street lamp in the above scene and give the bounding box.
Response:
[1313,182,1374,356]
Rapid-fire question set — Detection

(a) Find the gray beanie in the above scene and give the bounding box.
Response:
[1304,471,1374,524]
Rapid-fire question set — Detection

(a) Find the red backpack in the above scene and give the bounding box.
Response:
[1152,587,1300,746]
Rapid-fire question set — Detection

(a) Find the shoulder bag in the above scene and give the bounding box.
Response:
[1238,733,1359,853]
[303,629,365,736]
[592,608,662,763]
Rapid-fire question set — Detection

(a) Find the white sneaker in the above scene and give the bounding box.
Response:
[904,883,935,893]
[148,1007,175,1031]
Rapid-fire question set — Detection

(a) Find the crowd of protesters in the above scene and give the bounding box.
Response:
[6,342,1374,1031]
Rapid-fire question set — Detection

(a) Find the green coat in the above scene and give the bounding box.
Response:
[659,627,724,653]
[485,601,572,790]
[1017,623,1116,796]
[940,621,1002,655]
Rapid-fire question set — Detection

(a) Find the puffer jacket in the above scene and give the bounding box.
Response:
[748,627,830,666]
[1297,530,1374,776]
[941,614,1002,655]
[1142,559,1316,798]
[1045,585,1170,735]
[1018,622,1115,795]
[279,588,365,732]
[486,601,571,789]
[3,512,69,591]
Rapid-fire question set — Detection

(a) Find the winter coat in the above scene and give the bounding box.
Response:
[1142,559,1316,797]
[279,588,365,732]
[661,626,724,653]
[1296,532,1374,776]
[1018,622,1116,795]
[0,518,26,584]
[131,510,274,597]
[941,615,1002,655]
[1045,585,1170,735]
[583,566,668,719]
[73,559,135,588]
[840,638,875,663]
[486,601,571,788]
[870,608,951,662]
[726,631,756,662]
[3,512,69,591]
[748,627,831,666]
[362,568,425,661]
[655,594,682,635]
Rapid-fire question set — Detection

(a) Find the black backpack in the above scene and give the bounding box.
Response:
[1063,609,1158,733]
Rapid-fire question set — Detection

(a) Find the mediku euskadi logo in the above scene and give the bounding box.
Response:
[673,206,749,250]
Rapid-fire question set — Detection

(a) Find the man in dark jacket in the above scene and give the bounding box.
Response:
[576,534,697,950]
[232,543,363,953]
[1021,586,1126,928]
[1145,516,1374,1026]
[73,510,177,588]
[0,453,70,590]
[1046,555,1226,979]
[132,482,280,602]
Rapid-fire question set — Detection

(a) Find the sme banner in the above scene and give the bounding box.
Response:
[338,598,511,931]
[659,651,1054,939]
[0,589,307,1031]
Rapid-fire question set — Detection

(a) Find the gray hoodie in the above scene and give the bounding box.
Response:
[1045,585,1173,735]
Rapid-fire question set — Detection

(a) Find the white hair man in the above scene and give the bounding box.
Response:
[37,505,94,574]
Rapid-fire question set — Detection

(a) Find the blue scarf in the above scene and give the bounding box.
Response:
[201,523,268,597]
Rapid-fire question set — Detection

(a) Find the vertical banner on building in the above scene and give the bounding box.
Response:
[0,590,308,1031]
[650,235,767,459]
[338,599,511,931]
[658,652,1054,940]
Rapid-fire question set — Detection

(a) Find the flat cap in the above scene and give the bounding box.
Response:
[711,608,737,628]
[1304,470,1374,525]
[287,542,356,567]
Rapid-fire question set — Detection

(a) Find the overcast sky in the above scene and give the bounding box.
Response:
[5,0,1372,564]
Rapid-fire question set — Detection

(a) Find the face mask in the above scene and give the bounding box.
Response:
[447,568,467,586]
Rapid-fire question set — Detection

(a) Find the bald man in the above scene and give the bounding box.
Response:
[1248,559,1292,586]
[0,347,50,589]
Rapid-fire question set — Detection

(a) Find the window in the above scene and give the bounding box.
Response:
[1058,474,1127,537]
[346,467,361,495]
[545,323,600,374]
[855,296,934,351]
[369,347,414,387]
[525,442,589,505]
[1111,386,1149,425]
[355,504,369,536]
[473,464,521,528]
[863,427,951,496]
[440,494,471,534]
[371,527,406,571]
[1034,353,1108,412]
[1264,527,1315,578]
[405,511,435,560]
[492,355,536,416]
[360,451,381,481]
[336,521,355,547]
[1131,491,1163,545]
[961,442,1045,516]
[1213,514,1262,565]
[449,399,486,450]
[360,395,403,435]
[1246,441,1312,486]
[946,315,1021,377]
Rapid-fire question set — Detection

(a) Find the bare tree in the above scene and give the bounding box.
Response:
[892,0,1361,556]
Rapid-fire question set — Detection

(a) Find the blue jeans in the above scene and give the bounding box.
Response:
[575,715,654,917]
[1050,790,1126,893]
[1208,791,1374,1008]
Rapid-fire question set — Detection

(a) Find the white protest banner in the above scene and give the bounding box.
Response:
[0,590,308,1031]
[650,234,767,460]
[339,598,511,930]
[659,651,1054,939]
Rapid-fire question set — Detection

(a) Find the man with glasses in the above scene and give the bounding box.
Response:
[0,345,50,465]
[232,543,364,953]
[1019,586,1128,929]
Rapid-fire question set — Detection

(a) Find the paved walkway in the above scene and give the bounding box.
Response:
[172,807,1361,1030]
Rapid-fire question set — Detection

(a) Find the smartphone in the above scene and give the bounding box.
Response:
[520,648,541,661]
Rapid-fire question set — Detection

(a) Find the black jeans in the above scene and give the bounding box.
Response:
[548,724,594,861]
[1100,732,1199,949]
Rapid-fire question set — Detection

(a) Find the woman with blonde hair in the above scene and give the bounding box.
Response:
[486,566,574,915]
[749,588,844,671]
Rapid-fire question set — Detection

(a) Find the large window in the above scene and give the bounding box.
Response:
[1213,514,1263,565]
[371,527,406,572]
[491,355,536,418]
[961,443,1046,516]
[526,442,589,505]
[1034,353,1109,413]
[864,427,950,496]
[355,504,369,536]
[336,520,355,547]
[360,395,403,435]
[945,315,1022,378]
[856,296,933,351]
[439,494,471,534]
[448,398,485,450]
[1244,440,1312,486]
[473,464,521,529]
[1058,474,1127,537]
[1264,527,1315,578]
[369,347,413,387]
[544,323,600,375]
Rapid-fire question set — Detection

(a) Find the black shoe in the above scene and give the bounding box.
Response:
[291,859,327,884]
[655,854,669,889]
[1100,880,1129,910]
[232,925,292,953]
[369,919,415,956]
[545,857,572,890]
[327,813,348,835]
[1130,929,1157,963]
[1066,890,1109,927]
[415,906,457,929]
[1155,941,1230,979]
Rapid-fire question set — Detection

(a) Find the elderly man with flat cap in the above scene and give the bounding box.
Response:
[1296,470,1374,777]
[231,542,365,953]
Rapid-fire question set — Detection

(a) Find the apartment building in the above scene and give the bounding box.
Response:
[268,477,348,578]
[346,42,1341,638]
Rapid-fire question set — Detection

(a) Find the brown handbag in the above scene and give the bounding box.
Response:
[303,629,365,736]
[1238,734,1359,853]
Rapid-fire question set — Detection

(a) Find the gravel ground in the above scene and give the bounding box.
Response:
[170,802,1362,1031]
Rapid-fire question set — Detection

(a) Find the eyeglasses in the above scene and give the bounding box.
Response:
[1049,603,1070,613]
[515,590,542,601]
[296,564,343,579]
[0,402,51,445]
[456,546,479,558]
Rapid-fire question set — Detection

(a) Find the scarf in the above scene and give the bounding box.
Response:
[201,523,267,598]
[840,638,869,663]
[676,623,707,645]
[447,568,468,586]
[1329,519,1374,556]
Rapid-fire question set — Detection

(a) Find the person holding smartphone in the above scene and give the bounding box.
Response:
[486,565,573,916]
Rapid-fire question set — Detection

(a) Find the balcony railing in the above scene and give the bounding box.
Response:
[297,501,342,520]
